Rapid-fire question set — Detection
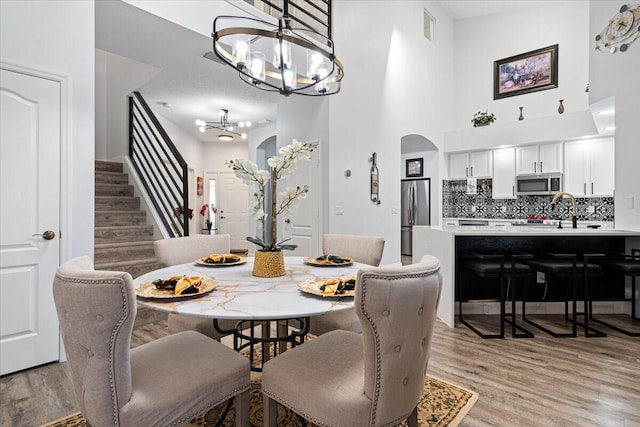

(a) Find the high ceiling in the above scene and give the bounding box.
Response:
[96,0,281,144]
[96,1,599,146]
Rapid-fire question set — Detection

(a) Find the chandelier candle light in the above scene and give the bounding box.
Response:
[227,140,313,277]
[212,13,344,96]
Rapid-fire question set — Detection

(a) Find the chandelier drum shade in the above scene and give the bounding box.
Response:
[213,15,344,96]
[195,109,250,141]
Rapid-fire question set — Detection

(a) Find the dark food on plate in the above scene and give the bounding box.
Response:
[152,275,203,296]
[152,275,183,291]
[203,253,241,264]
[319,275,356,295]
[315,254,350,265]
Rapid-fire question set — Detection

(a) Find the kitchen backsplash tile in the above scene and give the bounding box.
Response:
[443,179,614,222]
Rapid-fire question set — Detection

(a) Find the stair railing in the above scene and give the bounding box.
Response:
[129,92,189,237]
[245,0,332,39]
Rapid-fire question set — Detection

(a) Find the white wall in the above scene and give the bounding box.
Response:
[94,49,161,161]
[330,1,455,265]
[453,1,590,130]
[589,1,640,231]
[0,0,95,261]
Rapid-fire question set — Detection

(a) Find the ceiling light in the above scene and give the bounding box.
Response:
[213,13,344,96]
[196,109,250,140]
[598,109,615,116]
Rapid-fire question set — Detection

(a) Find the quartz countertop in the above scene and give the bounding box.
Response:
[419,224,640,236]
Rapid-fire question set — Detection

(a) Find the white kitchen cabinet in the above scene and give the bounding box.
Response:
[448,150,492,179]
[492,147,516,199]
[564,138,614,197]
[516,142,563,175]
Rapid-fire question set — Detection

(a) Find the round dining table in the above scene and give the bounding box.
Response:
[134,256,366,369]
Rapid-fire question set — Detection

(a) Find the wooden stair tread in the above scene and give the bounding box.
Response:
[95,241,155,249]
[94,258,158,269]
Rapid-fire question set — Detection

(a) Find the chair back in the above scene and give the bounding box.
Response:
[154,234,231,266]
[322,233,385,266]
[52,256,136,426]
[356,254,442,425]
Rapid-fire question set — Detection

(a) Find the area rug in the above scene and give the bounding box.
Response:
[42,375,477,427]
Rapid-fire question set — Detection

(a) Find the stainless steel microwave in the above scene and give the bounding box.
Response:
[515,173,563,196]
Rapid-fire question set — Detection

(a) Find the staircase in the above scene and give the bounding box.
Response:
[94,160,162,278]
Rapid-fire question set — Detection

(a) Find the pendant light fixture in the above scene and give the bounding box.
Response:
[212,7,344,97]
[195,109,251,140]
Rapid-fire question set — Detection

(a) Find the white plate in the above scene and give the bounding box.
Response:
[135,279,217,299]
[298,278,356,297]
[303,257,354,267]
[194,256,247,267]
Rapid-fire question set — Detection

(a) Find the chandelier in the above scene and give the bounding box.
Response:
[195,109,251,141]
[212,13,344,96]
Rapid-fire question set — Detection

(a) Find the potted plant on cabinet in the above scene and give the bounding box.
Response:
[471,110,496,127]
[227,140,314,277]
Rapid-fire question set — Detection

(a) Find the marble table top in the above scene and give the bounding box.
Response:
[134,256,365,320]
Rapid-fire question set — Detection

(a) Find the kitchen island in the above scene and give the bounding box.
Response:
[414,224,640,328]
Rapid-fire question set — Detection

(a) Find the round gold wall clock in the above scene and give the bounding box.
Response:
[595,3,640,53]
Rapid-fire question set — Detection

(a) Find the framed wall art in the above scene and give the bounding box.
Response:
[493,44,558,99]
[196,176,203,196]
[406,158,424,178]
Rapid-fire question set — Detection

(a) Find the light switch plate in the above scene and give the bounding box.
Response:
[335,205,344,215]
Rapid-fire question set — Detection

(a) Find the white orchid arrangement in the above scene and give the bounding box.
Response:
[227,140,314,251]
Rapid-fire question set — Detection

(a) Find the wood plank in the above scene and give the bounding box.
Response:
[1,317,639,426]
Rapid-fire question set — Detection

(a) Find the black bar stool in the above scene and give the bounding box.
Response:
[458,251,534,339]
[590,249,640,336]
[523,253,606,338]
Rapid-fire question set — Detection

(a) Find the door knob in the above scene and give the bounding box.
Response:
[220,216,225,219]
[33,230,56,240]
[285,219,291,224]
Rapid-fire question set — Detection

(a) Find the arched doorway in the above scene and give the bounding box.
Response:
[400,134,439,261]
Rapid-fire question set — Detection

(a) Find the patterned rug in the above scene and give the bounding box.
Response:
[42,374,477,427]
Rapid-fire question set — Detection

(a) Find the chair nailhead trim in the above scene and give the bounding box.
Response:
[359,270,435,425]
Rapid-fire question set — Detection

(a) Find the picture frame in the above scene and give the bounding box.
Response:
[406,158,424,178]
[493,44,558,100]
[196,176,203,196]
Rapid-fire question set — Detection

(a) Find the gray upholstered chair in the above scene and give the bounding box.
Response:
[262,255,442,427]
[52,256,250,427]
[308,233,385,335]
[154,234,236,340]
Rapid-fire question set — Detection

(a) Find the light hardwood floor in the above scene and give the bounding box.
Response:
[1,314,639,427]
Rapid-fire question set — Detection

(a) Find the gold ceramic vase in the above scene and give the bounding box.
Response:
[252,250,286,277]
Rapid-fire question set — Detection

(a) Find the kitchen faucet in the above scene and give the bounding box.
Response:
[551,192,577,229]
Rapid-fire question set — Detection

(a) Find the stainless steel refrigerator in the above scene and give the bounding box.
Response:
[401,178,431,256]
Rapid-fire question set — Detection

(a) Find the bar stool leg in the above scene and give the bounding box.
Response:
[589,275,639,336]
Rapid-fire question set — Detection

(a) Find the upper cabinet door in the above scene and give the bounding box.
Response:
[564,141,590,196]
[448,152,469,179]
[515,145,539,175]
[492,147,516,199]
[589,138,614,196]
[538,143,563,173]
[516,143,563,175]
[469,150,492,178]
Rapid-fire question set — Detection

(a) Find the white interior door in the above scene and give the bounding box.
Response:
[1,67,61,375]
[216,172,250,251]
[284,142,321,257]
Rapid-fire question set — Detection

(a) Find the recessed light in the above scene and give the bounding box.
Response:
[598,109,614,116]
